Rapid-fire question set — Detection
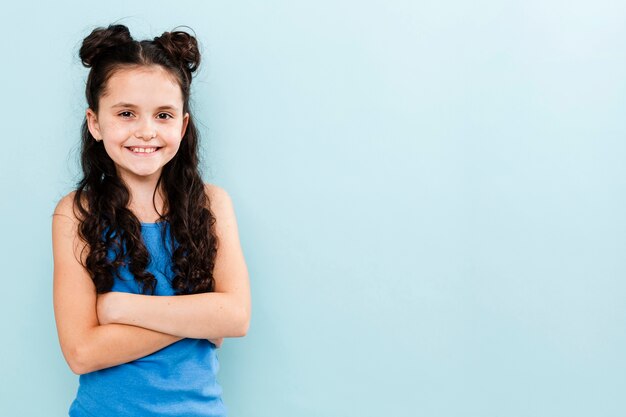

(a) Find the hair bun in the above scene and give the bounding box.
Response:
[80,24,134,68]
[154,30,200,74]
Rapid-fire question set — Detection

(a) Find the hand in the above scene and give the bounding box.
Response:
[96,292,122,325]
[208,337,224,348]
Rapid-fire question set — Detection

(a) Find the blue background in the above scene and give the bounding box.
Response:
[1,1,625,416]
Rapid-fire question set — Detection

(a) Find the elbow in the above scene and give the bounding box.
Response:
[237,307,251,337]
[237,321,249,337]
[241,309,250,337]
[69,363,88,376]
[66,344,93,375]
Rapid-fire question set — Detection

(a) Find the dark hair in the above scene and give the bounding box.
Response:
[73,24,218,295]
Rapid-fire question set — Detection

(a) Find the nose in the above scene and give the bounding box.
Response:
[134,118,157,140]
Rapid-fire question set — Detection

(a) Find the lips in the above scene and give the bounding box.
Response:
[126,146,162,154]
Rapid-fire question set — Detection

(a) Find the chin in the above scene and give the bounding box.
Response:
[119,168,164,180]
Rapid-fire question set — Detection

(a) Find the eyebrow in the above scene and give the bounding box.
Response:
[111,102,180,111]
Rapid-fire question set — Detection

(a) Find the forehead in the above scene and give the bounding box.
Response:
[100,65,183,108]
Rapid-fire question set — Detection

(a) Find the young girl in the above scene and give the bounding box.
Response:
[52,24,251,417]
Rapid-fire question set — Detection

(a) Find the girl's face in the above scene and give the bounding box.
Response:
[86,65,189,184]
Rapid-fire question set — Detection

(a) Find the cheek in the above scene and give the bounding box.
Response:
[101,123,129,140]
[164,125,185,141]
[100,142,118,160]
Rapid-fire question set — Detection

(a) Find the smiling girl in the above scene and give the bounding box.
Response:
[51,24,250,417]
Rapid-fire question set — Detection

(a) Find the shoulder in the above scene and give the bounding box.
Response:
[204,183,234,212]
[52,190,89,232]
[203,183,239,231]
[52,190,89,262]
[53,190,79,223]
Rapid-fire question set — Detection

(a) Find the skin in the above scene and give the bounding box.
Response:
[86,65,189,219]
[52,65,251,374]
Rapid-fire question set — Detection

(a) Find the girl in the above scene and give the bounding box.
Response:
[52,24,251,417]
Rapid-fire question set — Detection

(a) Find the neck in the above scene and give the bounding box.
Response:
[118,170,166,222]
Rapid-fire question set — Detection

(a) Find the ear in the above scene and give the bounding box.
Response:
[86,108,103,140]
[181,112,190,138]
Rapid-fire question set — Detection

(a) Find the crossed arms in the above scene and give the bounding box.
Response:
[52,184,251,375]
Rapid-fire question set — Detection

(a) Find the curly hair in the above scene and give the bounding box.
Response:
[72,24,218,295]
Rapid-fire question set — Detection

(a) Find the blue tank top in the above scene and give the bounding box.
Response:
[69,221,228,417]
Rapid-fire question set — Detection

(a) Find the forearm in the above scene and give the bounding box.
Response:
[73,323,182,375]
[110,292,248,339]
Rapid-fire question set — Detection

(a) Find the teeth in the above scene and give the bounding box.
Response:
[130,147,158,153]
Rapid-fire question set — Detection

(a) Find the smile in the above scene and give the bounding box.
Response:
[126,146,161,154]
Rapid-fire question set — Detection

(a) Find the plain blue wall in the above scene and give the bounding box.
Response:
[1,1,625,416]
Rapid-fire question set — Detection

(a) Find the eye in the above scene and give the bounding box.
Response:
[157,113,173,120]
[119,111,133,118]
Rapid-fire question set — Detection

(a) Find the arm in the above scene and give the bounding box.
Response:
[52,193,183,375]
[98,292,245,339]
[97,184,251,339]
